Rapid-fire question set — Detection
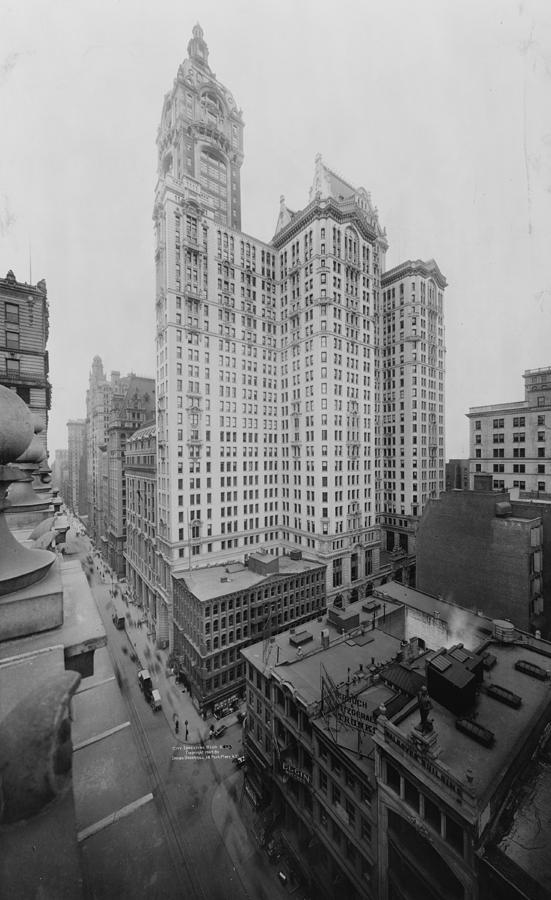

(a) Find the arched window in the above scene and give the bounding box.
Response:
[200,91,223,125]
[199,148,228,216]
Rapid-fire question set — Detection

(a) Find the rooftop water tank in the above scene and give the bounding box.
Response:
[492,619,515,643]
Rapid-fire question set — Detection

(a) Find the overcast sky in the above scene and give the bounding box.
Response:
[2,0,550,456]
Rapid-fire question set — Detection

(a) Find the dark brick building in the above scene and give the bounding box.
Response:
[416,489,546,635]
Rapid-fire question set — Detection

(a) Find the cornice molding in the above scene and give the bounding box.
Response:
[381,259,447,290]
[271,197,382,249]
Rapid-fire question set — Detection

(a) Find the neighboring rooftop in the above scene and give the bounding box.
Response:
[375,582,493,651]
[390,637,551,809]
[242,592,404,673]
[268,629,403,708]
[173,553,325,602]
[127,423,156,441]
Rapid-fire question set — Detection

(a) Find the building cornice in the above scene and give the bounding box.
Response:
[466,400,527,417]
[381,259,447,290]
[271,196,385,250]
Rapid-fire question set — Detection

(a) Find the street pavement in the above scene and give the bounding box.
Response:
[64,516,291,900]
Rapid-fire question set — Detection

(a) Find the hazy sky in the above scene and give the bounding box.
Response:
[2,0,550,456]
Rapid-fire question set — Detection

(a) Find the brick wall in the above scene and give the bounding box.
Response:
[417,492,533,631]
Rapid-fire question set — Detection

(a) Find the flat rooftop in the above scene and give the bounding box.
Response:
[269,629,403,707]
[173,555,324,602]
[242,593,404,673]
[375,582,493,651]
[243,620,411,776]
[391,640,551,808]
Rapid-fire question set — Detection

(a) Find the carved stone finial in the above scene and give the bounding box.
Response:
[0,386,55,597]
[188,22,209,68]
[0,387,34,465]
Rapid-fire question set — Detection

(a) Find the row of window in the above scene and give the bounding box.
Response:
[475,413,546,430]
[385,759,464,856]
[477,447,548,459]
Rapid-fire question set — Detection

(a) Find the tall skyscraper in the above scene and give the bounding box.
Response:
[86,355,111,544]
[66,418,87,517]
[106,373,155,575]
[379,260,447,553]
[154,26,447,669]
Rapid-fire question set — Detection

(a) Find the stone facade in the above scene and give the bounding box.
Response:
[124,424,164,641]
[468,365,551,495]
[85,357,154,570]
[106,374,155,576]
[66,419,87,517]
[152,27,444,655]
[0,269,51,455]
[172,552,327,713]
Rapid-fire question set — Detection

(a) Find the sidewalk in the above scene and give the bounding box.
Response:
[211,774,291,900]
[68,532,241,744]
[103,564,207,744]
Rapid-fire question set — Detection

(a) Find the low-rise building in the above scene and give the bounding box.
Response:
[242,583,551,900]
[241,593,410,900]
[373,624,551,900]
[173,551,327,715]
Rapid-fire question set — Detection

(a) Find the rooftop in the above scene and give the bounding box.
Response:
[127,422,156,442]
[467,400,527,415]
[374,582,493,651]
[269,629,403,708]
[389,637,551,809]
[381,258,447,289]
[242,592,404,672]
[173,554,325,602]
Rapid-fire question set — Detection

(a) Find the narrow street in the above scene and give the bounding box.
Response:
[66,521,289,900]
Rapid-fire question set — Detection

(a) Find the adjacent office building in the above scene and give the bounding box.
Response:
[0,269,52,455]
[445,458,470,492]
[379,260,446,553]
[467,366,551,495]
[153,27,446,673]
[106,374,155,575]
[86,356,113,544]
[66,418,87,518]
[52,448,70,503]
[125,423,160,638]
[85,356,154,570]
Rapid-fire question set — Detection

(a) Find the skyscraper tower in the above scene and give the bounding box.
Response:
[154,27,447,673]
[154,23,244,231]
